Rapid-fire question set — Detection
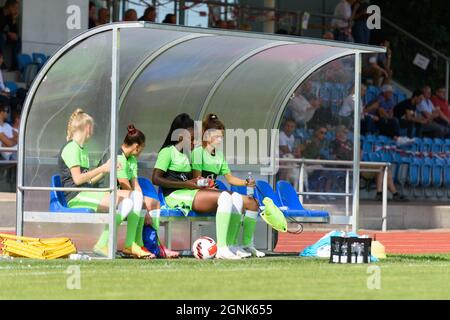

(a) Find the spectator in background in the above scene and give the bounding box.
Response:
[417,85,449,138]
[351,0,370,44]
[376,84,400,138]
[287,80,321,128]
[162,14,176,24]
[1,0,19,71]
[377,39,393,82]
[362,54,389,87]
[431,86,450,127]
[393,89,425,138]
[139,6,156,22]
[302,126,334,200]
[322,31,335,40]
[331,0,355,42]
[278,118,302,187]
[0,103,17,160]
[89,2,97,29]
[0,52,25,114]
[123,9,138,22]
[97,7,110,26]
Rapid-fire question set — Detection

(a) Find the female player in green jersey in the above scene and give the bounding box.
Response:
[152,113,243,259]
[94,124,179,258]
[59,109,152,259]
[191,114,265,257]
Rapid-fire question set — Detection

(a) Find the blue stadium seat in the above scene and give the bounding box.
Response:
[420,138,433,153]
[443,139,450,152]
[365,86,380,104]
[319,82,333,107]
[432,138,445,153]
[17,53,33,73]
[32,52,48,69]
[137,176,159,200]
[214,180,228,191]
[432,158,445,188]
[421,158,433,188]
[443,159,450,188]
[408,158,422,187]
[276,180,329,218]
[230,185,247,195]
[49,175,94,213]
[4,81,18,95]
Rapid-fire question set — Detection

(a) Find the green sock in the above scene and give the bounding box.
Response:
[227,213,242,246]
[95,214,123,249]
[216,211,232,248]
[242,211,258,247]
[125,210,140,248]
[135,211,146,247]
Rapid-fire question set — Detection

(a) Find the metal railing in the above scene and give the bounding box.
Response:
[278,158,391,232]
[0,146,18,165]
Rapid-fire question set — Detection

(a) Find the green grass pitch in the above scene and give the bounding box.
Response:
[1,255,450,299]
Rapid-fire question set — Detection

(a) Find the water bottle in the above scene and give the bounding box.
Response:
[246,172,254,197]
[69,253,91,261]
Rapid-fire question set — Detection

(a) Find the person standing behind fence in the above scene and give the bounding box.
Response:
[152,113,243,260]
[351,0,370,44]
[331,0,355,42]
[59,109,152,259]
[191,114,265,258]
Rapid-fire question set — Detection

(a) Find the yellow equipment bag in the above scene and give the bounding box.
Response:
[0,234,77,260]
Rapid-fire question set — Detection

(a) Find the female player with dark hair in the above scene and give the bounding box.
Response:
[94,124,179,258]
[152,113,242,259]
[191,114,265,257]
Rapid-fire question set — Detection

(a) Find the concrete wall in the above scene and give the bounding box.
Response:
[21,0,88,56]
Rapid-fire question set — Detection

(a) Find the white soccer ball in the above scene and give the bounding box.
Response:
[192,236,217,260]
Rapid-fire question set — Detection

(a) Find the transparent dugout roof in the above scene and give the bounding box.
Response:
[20,22,384,189]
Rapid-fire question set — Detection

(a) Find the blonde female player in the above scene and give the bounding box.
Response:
[95,124,179,258]
[191,114,265,258]
[152,113,242,260]
[58,109,152,259]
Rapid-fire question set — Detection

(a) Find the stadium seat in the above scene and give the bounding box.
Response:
[408,158,422,188]
[49,175,94,213]
[32,52,48,69]
[4,81,18,95]
[443,139,450,152]
[420,138,433,153]
[421,158,433,188]
[432,158,445,197]
[17,53,33,73]
[276,180,330,218]
[214,180,228,191]
[137,176,159,200]
[432,138,444,153]
[365,86,380,104]
[230,185,247,195]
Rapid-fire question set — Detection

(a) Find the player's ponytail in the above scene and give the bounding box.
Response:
[124,124,146,146]
[66,108,94,141]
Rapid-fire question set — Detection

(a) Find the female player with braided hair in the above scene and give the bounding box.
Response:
[94,124,179,258]
[191,113,265,257]
[59,109,152,259]
[152,113,243,259]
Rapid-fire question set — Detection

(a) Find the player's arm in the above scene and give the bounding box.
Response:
[224,173,255,187]
[0,132,16,147]
[69,163,109,186]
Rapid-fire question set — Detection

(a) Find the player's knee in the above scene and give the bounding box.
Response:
[231,192,244,213]
[217,191,233,212]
